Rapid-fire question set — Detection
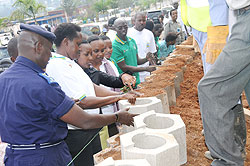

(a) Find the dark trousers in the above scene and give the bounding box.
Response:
[65,129,102,166]
[4,141,72,166]
[108,123,119,137]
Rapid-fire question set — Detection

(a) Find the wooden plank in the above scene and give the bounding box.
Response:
[176,45,194,49]
[243,108,250,120]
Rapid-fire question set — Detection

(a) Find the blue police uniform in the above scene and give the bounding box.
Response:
[0,24,75,166]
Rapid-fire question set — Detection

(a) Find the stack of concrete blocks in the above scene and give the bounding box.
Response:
[164,84,176,106]
[134,110,187,165]
[96,157,151,166]
[174,70,184,97]
[120,128,179,166]
[118,97,165,133]
[155,92,170,114]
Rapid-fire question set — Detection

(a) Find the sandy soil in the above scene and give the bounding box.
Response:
[95,38,250,165]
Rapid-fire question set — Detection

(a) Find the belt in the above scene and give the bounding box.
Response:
[7,141,62,150]
[237,5,250,15]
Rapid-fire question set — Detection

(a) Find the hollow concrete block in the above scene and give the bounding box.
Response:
[164,85,176,106]
[120,128,179,166]
[174,70,184,97]
[118,97,164,133]
[155,92,170,114]
[96,157,115,166]
[134,110,187,165]
[118,97,163,114]
[96,157,150,166]
[106,134,120,148]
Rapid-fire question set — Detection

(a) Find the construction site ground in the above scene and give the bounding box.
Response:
[95,37,250,165]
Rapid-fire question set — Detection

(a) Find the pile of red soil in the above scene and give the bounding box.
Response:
[170,52,250,165]
[95,38,250,165]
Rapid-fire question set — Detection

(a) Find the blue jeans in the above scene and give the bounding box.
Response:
[192,28,212,74]
[198,9,249,166]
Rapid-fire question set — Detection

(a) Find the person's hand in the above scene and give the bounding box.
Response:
[121,74,136,90]
[119,93,137,105]
[116,108,138,126]
[71,98,80,104]
[146,66,156,72]
[127,90,143,97]
[146,52,157,65]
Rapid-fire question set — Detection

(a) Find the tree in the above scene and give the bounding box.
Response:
[93,0,109,21]
[0,17,9,29]
[107,0,118,9]
[11,0,46,24]
[118,0,134,9]
[61,0,80,22]
[138,0,153,11]
[93,0,108,14]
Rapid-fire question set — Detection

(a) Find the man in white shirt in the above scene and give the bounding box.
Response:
[127,12,157,82]
[106,17,118,42]
[198,1,250,165]
[46,23,137,166]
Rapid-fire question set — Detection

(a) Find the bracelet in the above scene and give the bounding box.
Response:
[115,114,119,122]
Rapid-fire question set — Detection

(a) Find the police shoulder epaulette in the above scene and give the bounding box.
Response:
[38,72,59,85]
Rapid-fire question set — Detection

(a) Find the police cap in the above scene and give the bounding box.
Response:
[20,23,56,43]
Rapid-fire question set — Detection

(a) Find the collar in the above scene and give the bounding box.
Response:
[50,52,77,65]
[15,56,44,73]
[50,52,67,60]
[102,57,109,64]
[115,35,131,45]
[84,67,97,74]
[170,20,177,24]
[133,27,144,33]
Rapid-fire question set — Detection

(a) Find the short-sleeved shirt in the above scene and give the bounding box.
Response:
[208,0,228,26]
[111,35,140,86]
[0,56,74,145]
[164,20,185,45]
[109,57,120,71]
[46,53,99,129]
[127,28,156,82]
[159,40,176,58]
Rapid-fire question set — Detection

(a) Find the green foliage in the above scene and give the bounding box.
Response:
[0,17,9,29]
[118,0,134,9]
[93,0,108,14]
[106,0,118,9]
[11,0,46,24]
[138,0,153,11]
[61,0,80,17]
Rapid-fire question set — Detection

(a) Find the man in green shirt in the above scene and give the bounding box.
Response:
[111,18,156,87]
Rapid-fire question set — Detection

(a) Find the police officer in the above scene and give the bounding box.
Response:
[0,24,136,166]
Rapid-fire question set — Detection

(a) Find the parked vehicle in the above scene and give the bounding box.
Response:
[0,46,12,74]
[80,23,104,36]
[147,9,165,24]
[0,33,12,47]
[147,6,173,25]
